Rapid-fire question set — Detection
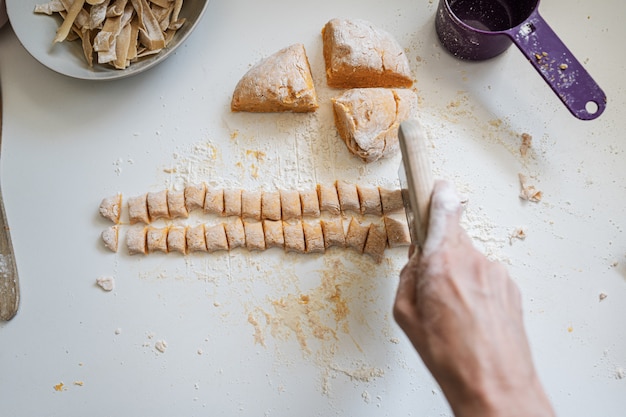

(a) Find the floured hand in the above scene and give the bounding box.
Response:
[394,180,555,417]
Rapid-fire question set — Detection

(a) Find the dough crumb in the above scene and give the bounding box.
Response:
[155,340,168,353]
[518,173,543,202]
[616,367,625,379]
[53,382,65,392]
[95,276,115,292]
[509,227,527,244]
[73,381,84,386]
[520,133,532,157]
[599,292,608,301]
[114,328,122,335]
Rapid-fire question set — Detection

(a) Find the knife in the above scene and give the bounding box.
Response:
[0,80,19,321]
[398,120,435,248]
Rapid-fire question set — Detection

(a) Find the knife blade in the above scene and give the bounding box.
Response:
[0,80,19,321]
[398,120,435,248]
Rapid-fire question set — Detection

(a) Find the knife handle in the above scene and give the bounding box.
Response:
[0,186,18,321]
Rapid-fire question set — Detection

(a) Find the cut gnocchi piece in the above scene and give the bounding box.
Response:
[101,225,119,252]
[357,185,382,215]
[244,221,266,251]
[184,183,206,212]
[336,180,360,214]
[205,223,229,253]
[300,189,321,217]
[317,184,340,215]
[280,190,302,221]
[263,220,284,249]
[261,191,282,221]
[167,189,188,219]
[224,218,246,249]
[384,215,411,248]
[128,194,150,224]
[303,221,325,254]
[126,225,148,255]
[379,187,405,214]
[345,217,369,253]
[204,187,225,215]
[242,190,262,221]
[363,222,387,263]
[186,224,207,252]
[147,190,169,221]
[147,226,169,253]
[283,220,305,253]
[321,217,346,248]
[223,189,243,217]
[167,225,187,254]
[99,193,122,224]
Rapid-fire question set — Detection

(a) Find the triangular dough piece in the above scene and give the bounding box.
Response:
[322,18,413,88]
[231,43,318,113]
[332,88,417,162]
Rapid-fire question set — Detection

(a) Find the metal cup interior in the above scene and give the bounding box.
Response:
[436,0,539,60]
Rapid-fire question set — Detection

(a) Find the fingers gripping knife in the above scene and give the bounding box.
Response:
[398,120,435,249]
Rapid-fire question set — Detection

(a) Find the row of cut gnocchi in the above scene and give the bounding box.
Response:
[101,215,410,263]
[98,181,405,225]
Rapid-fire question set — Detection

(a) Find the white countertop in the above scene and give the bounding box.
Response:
[1,0,625,416]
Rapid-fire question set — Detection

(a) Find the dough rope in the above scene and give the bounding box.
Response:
[100,182,405,225]
[121,216,408,263]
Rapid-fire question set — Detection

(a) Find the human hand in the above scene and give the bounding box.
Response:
[394,180,554,417]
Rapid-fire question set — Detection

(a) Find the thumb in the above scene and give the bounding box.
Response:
[422,180,463,257]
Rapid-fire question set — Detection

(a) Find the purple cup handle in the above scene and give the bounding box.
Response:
[507,10,606,120]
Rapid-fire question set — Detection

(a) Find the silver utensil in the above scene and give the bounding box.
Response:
[0,81,19,321]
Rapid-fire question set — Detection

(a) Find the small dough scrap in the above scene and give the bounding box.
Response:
[384,215,411,248]
[300,189,320,217]
[99,193,122,224]
[380,187,405,214]
[321,218,346,249]
[223,189,242,217]
[231,43,318,113]
[283,221,305,253]
[322,18,413,88]
[336,180,360,213]
[147,226,169,253]
[332,88,416,162]
[205,223,229,253]
[128,194,150,224]
[184,183,206,212]
[167,226,187,254]
[167,189,188,219]
[346,217,369,253]
[244,221,266,251]
[303,221,325,254]
[204,187,225,215]
[225,218,246,249]
[317,184,340,215]
[101,225,119,252]
[147,190,169,221]
[280,190,302,220]
[261,191,282,221]
[126,225,147,255]
[363,222,387,263]
[186,224,207,252]
[357,185,382,215]
[96,276,115,292]
[242,190,262,220]
[263,220,284,249]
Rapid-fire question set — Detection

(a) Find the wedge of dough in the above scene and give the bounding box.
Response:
[322,18,413,88]
[231,43,318,113]
[332,88,417,162]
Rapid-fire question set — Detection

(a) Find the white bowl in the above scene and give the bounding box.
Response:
[6,0,210,80]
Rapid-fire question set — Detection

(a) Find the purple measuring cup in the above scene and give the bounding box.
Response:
[435,0,606,120]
